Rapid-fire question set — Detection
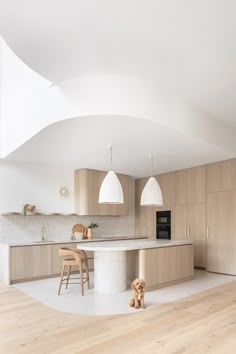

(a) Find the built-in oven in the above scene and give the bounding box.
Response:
[156,210,171,240]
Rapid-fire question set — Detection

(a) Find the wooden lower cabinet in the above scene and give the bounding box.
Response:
[10,243,94,283]
[10,245,52,281]
[139,245,194,290]
[207,191,236,275]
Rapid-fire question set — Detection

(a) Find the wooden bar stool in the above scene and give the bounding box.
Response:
[58,247,90,296]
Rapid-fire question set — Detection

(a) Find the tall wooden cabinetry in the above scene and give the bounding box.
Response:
[135,158,236,273]
[206,159,236,275]
[135,165,207,267]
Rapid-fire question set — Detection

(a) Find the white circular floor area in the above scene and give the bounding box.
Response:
[14,270,235,315]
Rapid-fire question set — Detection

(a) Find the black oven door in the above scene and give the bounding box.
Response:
[156,225,171,240]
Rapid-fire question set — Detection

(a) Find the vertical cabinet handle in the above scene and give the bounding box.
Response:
[185,226,188,238]
[188,226,190,239]
[207,226,210,239]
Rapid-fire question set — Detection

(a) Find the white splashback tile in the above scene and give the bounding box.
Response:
[0,214,135,243]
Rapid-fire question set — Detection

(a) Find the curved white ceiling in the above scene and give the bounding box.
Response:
[1,0,236,124]
[7,116,234,178]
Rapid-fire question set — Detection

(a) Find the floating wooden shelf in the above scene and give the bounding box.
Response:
[1,212,78,216]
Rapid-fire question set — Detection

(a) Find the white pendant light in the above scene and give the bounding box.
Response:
[99,146,124,204]
[141,155,163,206]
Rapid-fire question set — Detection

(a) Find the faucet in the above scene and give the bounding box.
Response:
[41,226,47,242]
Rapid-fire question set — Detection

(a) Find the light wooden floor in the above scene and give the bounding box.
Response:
[1,281,236,354]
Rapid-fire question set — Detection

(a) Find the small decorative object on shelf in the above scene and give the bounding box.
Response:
[87,222,99,239]
[59,186,69,198]
[71,224,87,240]
[22,204,36,216]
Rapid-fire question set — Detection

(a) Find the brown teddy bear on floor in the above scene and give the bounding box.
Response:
[129,278,145,309]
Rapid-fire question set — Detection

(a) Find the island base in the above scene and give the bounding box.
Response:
[94,251,127,294]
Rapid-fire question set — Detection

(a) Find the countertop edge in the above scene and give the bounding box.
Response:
[1,236,148,247]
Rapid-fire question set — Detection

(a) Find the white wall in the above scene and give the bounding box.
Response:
[0,160,74,213]
[0,160,135,243]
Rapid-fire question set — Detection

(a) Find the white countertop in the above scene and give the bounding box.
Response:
[77,239,192,252]
[1,236,147,247]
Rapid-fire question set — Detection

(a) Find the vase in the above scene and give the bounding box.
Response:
[87,228,93,239]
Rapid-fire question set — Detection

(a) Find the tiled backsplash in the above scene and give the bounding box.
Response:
[0,214,135,243]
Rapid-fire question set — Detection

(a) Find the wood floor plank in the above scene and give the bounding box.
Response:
[0,281,236,353]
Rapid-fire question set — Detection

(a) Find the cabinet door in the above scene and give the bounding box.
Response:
[74,169,129,216]
[188,203,206,267]
[135,178,148,237]
[173,170,188,205]
[156,173,174,207]
[207,191,236,275]
[188,166,206,204]
[207,159,236,193]
[172,204,188,240]
[10,245,51,281]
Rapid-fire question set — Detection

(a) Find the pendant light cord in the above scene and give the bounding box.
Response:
[149,155,153,177]
[109,145,113,170]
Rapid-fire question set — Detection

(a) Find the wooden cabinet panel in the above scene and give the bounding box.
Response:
[173,170,188,205]
[188,166,206,204]
[207,159,236,193]
[171,204,188,240]
[74,169,129,216]
[207,191,236,275]
[10,245,51,281]
[135,178,148,237]
[139,245,194,290]
[156,173,174,207]
[188,203,206,267]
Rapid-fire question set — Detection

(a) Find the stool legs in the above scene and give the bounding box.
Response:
[58,261,90,296]
[85,260,90,289]
[66,266,71,289]
[58,264,65,295]
[79,264,84,296]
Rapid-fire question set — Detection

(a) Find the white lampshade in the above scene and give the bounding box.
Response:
[99,170,124,204]
[141,176,163,206]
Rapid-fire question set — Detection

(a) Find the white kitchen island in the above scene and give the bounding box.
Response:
[78,239,194,295]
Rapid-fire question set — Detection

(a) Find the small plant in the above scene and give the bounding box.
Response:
[22,204,30,216]
[22,204,35,216]
[87,222,99,229]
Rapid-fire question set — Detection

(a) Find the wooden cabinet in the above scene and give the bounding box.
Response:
[171,204,188,240]
[207,191,236,275]
[10,243,95,283]
[173,170,188,205]
[156,172,174,208]
[74,169,129,216]
[188,166,206,204]
[10,245,51,281]
[139,245,194,290]
[207,159,236,193]
[135,178,148,237]
[172,203,206,267]
[188,203,206,268]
